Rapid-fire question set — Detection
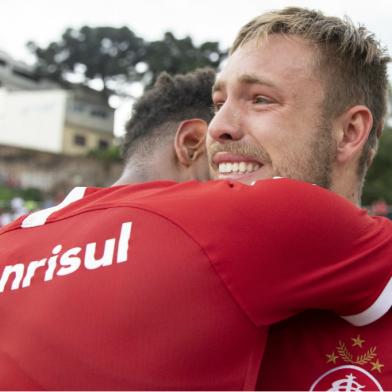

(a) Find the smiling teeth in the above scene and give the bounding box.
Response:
[218,162,261,174]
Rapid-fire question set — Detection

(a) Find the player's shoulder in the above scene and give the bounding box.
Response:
[0,181,213,233]
[0,177,367,234]
[108,177,362,220]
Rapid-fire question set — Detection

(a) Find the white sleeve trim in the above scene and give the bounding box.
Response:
[341,276,392,326]
[21,187,87,228]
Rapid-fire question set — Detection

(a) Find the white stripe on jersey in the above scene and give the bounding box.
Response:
[22,187,87,228]
[342,277,392,326]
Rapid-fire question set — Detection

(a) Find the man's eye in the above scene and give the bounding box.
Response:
[212,102,224,113]
[253,96,271,104]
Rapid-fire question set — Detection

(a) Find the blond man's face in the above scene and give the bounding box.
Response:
[207,35,335,187]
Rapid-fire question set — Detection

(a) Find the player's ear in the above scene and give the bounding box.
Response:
[334,105,373,164]
[174,119,207,166]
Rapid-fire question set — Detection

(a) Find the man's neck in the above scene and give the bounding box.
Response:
[330,182,361,207]
[112,166,151,186]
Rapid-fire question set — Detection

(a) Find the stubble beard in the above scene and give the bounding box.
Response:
[207,120,335,187]
[308,120,336,189]
[275,120,335,189]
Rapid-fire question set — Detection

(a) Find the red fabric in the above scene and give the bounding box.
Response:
[0,179,390,390]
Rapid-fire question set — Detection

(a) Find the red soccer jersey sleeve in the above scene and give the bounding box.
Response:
[152,178,392,327]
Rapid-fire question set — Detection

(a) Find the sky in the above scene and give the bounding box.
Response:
[1,0,391,135]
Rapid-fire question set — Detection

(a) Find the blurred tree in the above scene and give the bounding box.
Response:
[363,126,392,204]
[88,144,122,163]
[27,26,146,99]
[0,185,43,205]
[143,32,224,86]
[27,26,226,101]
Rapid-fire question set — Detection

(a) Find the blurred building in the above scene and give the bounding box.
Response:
[0,50,121,193]
[0,87,115,156]
[0,50,115,155]
[0,50,56,91]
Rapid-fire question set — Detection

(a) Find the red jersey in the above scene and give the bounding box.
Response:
[258,310,392,391]
[0,179,390,390]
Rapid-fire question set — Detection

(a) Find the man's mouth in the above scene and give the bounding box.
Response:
[217,161,261,174]
[212,152,264,178]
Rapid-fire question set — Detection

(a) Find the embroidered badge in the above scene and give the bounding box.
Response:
[310,335,384,391]
[325,335,382,371]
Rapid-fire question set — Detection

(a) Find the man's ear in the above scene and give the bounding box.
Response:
[334,105,373,164]
[174,119,208,166]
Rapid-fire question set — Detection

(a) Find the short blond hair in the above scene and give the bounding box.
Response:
[232,7,390,180]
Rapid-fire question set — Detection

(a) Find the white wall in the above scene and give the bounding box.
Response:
[0,89,67,153]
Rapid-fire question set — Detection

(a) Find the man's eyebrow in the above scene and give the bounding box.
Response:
[212,74,278,94]
[238,73,277,89]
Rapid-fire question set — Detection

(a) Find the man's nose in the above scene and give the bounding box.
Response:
[208,103,244,142]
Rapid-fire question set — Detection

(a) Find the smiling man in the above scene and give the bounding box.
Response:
[207,8,387,207]
[208,41,334,188]
[207,7,392,390]
[0,10,391,390]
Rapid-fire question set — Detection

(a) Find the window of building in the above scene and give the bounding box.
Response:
[74,134,87,146]
[73,103,85,113]
[98,139,109,150]
[90,109,108,119]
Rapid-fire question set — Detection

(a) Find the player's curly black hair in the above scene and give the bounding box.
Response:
[122,68,216,161]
